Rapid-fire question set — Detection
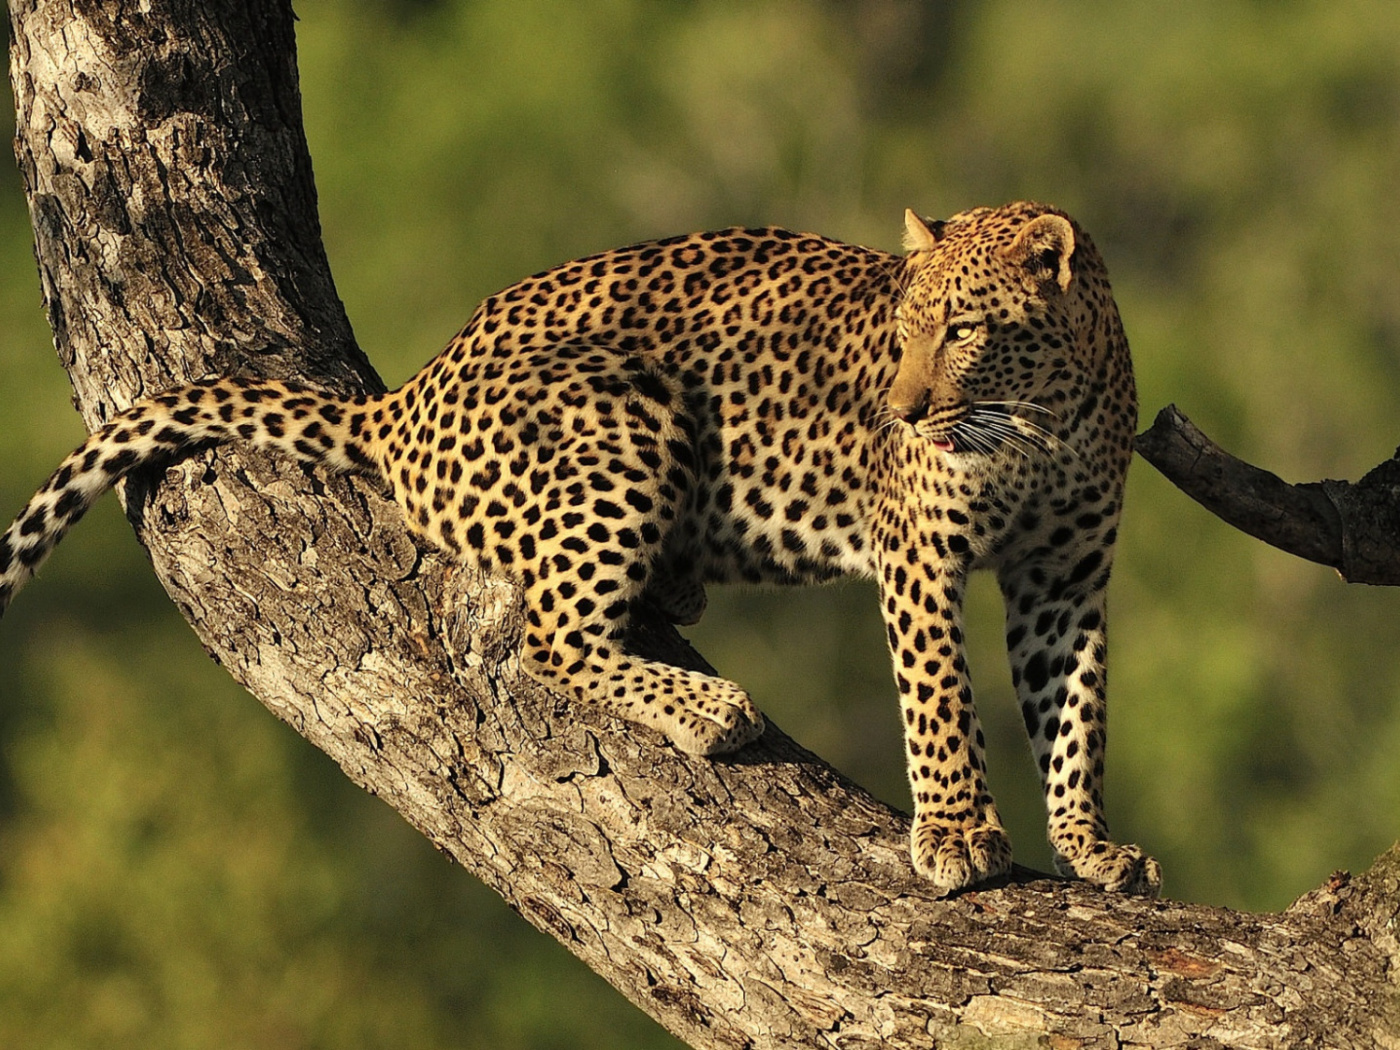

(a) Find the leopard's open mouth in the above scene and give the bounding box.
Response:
[898,399,970,451]
[902,402,991,454]
[916,402,1058,459]
[939,406,1015,455]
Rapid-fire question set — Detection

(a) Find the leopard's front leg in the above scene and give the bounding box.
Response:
[877,536,1012,895]
[999,558,1161,896]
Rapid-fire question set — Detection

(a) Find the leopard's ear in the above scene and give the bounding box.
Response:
[1005,213,1075,294]
[902,208,941,253]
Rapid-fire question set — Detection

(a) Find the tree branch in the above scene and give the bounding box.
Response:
[10,2,1400,1046]
[1136,404,1400,586]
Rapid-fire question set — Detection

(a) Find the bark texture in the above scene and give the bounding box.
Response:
[9,2,1400,1047]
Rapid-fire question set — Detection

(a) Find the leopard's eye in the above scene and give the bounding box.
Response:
[947,321,979,343]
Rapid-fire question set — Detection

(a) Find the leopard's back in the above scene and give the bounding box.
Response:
[374,227,909,590]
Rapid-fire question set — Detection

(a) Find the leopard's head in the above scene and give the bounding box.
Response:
[888,202,1132,461]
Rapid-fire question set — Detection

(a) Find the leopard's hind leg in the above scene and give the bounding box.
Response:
[429,347,762,755]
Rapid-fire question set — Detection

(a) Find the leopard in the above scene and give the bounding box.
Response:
[0,200,1160,897]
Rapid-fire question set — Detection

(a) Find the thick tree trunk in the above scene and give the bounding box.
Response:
[8,2,1400,1047]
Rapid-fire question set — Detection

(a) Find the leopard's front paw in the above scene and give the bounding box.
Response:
[910,815,1013,896]
[1054,841,1162,897]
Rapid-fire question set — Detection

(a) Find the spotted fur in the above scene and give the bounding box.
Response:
[0,201,1159,896]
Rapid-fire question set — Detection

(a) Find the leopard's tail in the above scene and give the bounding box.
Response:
[0,376,380,619]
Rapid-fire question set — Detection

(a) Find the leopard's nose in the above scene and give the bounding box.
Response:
[890,396,928,425]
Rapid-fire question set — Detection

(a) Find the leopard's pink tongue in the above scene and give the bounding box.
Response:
[932,438,955,452]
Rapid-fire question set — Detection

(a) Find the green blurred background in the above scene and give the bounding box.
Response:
[4,1,1400,1046]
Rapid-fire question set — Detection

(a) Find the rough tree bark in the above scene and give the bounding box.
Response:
[7,2,1400,1048]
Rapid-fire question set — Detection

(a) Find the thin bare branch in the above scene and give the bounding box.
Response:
[1137,404,1400,586]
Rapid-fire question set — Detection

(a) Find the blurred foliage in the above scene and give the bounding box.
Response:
[4,0,1400,1045]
